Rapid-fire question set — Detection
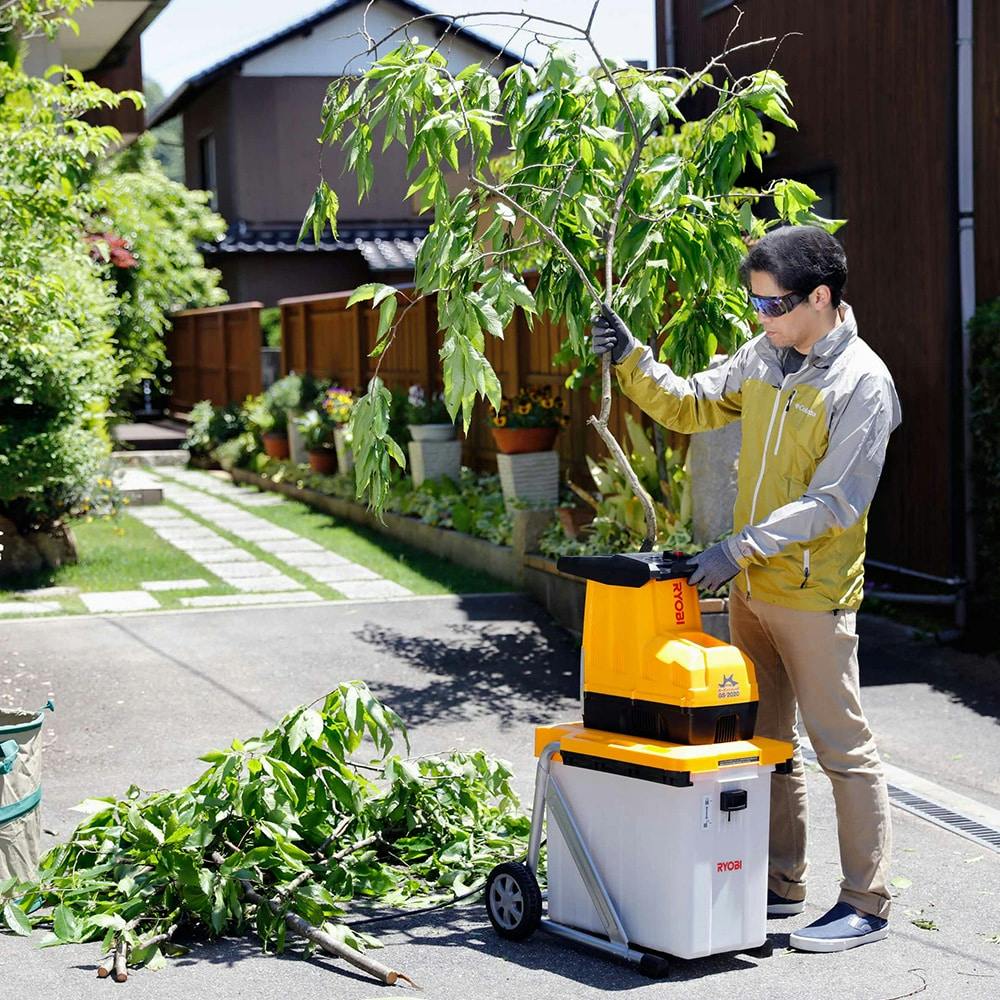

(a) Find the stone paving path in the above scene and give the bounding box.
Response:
[137,468,411,605]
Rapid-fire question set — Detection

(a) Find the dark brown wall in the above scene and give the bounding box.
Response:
[213,252,389,307]
[975,0,1000,303]
[183,78,237,220]
[186,75,428,226]
[667,0,960,577]
[84,40,145,136]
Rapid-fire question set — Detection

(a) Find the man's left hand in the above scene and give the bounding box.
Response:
[688,541,741,592]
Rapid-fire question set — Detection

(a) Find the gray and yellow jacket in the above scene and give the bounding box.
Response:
[614,305,901,611]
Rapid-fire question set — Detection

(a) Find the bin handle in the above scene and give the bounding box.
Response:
[38,699,54,715]
[0,739,18,775]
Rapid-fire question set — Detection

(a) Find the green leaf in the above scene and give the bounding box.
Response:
[346,283,378,308]
[52,904,84,943]
[376,293,398,342]
[4,901,32,937]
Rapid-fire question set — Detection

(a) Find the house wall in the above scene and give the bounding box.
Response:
[664,0,961,578]
[975,0,1000,303]
[182,78,237,220]
[84,40,145,138]
[226,75,430,225]
[212,251,387,307]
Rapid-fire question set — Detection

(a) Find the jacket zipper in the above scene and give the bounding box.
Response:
[773,390,796,456]
[800,548,811,588]
[744,380,789,597]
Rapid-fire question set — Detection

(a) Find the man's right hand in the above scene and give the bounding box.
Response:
[590,306,638,364]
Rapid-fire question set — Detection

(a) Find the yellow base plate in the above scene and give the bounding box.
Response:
[535,722,793,774]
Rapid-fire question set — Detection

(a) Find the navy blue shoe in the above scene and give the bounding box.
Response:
[767,889,805,917]
[789,902,889,952]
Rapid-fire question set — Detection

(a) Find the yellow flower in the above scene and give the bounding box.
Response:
[515,402,531,415]
[495,414,508,427]
[540,397,554,409]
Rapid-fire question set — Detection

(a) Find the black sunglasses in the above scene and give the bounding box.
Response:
[748,291,808,318]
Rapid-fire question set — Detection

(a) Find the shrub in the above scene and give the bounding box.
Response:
[184,400,247,458]
[969,297,1000,613]
[0,59,132,533]
[92,134,227,405]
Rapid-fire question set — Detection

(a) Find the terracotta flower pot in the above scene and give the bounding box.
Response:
[491,425,558,455]
[308,448,338,474]
[263,433,290,460]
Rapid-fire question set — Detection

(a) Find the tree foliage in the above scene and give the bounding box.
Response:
[92,133,227,400]
[0,57,137,530]
[308,11,842,517]
[0,683,528,977]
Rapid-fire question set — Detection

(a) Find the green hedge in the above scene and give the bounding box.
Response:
[970,297,1000,611]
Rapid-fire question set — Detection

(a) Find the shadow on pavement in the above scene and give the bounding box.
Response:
[368,906,761,989]
[354,615,580,729]
[858,615,1000,723]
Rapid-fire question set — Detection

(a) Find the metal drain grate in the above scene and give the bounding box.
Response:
[800,747,1000,853]
[885,785,1000,852]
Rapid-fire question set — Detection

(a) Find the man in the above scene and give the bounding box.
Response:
[591,225,901,952]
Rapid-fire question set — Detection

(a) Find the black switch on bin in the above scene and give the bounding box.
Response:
[720,789,748,821]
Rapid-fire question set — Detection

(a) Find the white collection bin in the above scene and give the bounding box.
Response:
[546,758,773,959]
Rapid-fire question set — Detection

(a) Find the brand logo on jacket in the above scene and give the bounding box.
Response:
[793,402,817,417]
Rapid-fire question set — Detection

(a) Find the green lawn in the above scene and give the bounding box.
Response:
[0,514,238,616]
[0,472,512,619]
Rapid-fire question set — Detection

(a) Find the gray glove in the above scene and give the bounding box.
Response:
[590,307,638,364]
[688,541,741,592]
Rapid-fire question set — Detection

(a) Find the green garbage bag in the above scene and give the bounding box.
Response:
[0,701,53,881]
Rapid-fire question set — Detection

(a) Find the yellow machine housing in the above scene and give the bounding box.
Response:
[558,553,759,745]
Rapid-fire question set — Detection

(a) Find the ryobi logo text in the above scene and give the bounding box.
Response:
[717,859,743,873]
[718,674,741,699]
[672,580,685,626]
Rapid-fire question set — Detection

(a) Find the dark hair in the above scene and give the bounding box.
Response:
[739,225,848,307]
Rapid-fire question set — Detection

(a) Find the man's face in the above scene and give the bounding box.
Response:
[749,270,834,352]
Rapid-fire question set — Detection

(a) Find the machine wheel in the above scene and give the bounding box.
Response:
[485,862,542,940]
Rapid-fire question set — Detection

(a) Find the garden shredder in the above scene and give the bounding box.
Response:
[484,553,793,977]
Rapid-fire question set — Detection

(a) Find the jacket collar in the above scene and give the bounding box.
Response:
[753,303,857,372]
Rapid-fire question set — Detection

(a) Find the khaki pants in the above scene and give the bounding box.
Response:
[730,586,892,919]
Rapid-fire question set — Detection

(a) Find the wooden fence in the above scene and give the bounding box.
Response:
[279,284,681,484]
[166,302,264,411]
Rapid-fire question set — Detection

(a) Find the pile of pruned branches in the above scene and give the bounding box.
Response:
[0,682,530,986]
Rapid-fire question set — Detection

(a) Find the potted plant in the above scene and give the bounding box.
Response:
[405,385,456,441]
[489,387,568,508]
[490,387,567,454]
[405,384,461,487]
[244,392,288,460]
[295,408,339,474]
[322,385,355,472]
[249,374,304,460]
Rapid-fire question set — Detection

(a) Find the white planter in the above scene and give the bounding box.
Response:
[408,423,456,442]
[408,439,462,488]
[287,410,307,465]
[496,450,559,510]
[333,425,353,473]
